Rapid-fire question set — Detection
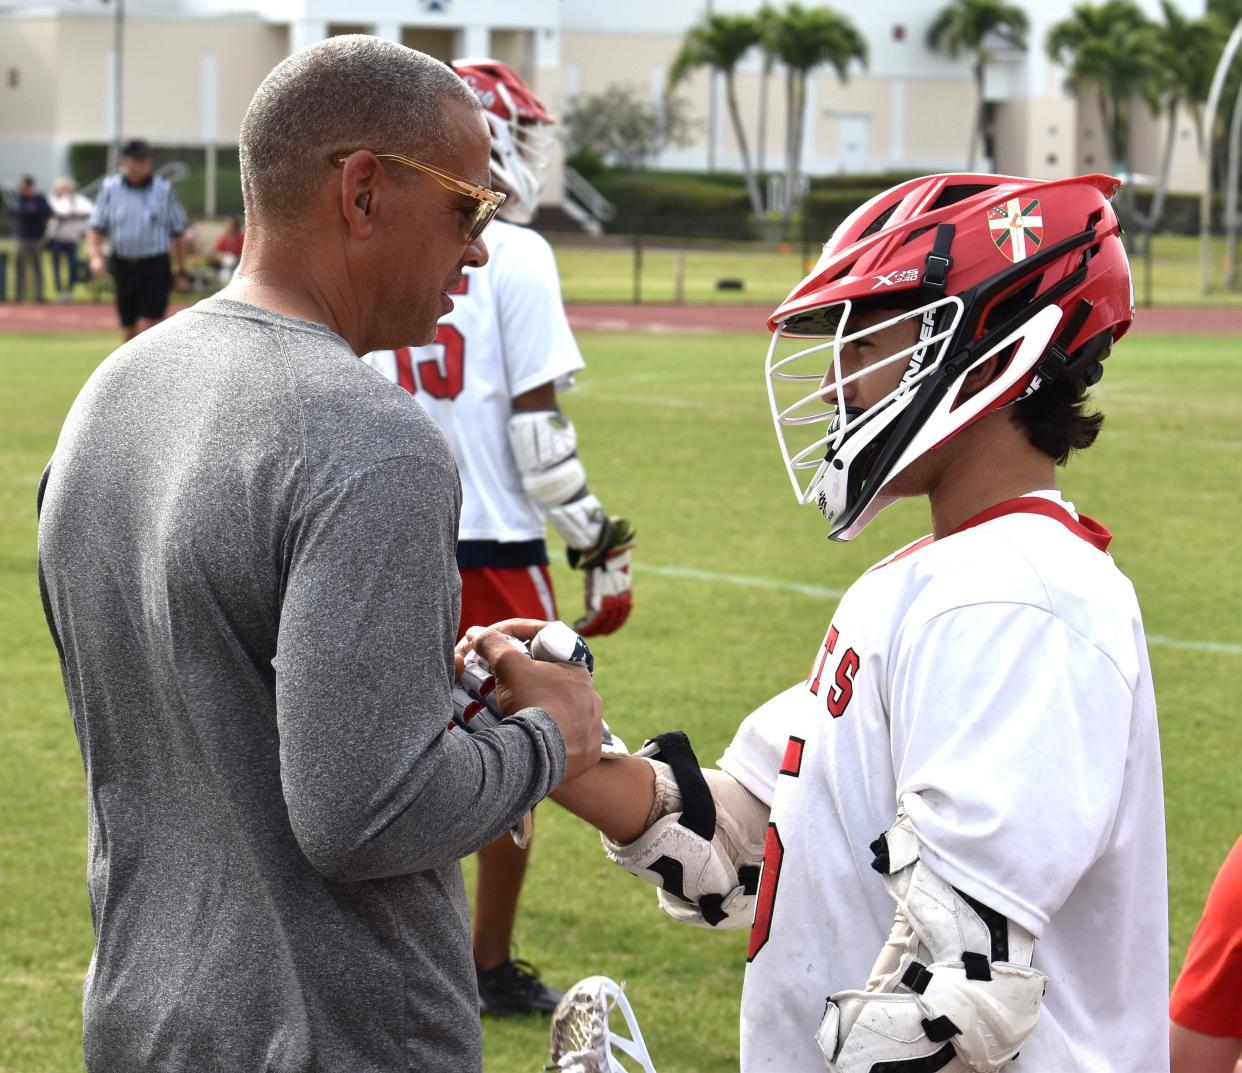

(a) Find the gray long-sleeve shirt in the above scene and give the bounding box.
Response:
[36,297,566,1073]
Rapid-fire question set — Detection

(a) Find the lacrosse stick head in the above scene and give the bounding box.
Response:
[549,976,657,1073]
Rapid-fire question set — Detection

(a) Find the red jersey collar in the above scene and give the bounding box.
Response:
[870,495,1111,573]
[951,496,1112,552]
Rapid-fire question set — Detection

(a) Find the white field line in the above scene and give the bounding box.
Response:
[634,562,845,601]
[635,563,1240,656]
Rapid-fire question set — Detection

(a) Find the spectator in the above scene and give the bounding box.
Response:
[85,139,190,342]
[210,215,244,282]
[1170,836,1242,1073]
[46,177,94,302]
[37,36,602,1073]
[14,175,53,303]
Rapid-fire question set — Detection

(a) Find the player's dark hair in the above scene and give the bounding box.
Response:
[1011,332,1111,465]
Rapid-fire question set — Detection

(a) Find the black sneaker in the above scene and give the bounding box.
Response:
[476,958,564,1015]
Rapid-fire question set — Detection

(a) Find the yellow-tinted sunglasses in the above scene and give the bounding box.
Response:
[330,151,506,242]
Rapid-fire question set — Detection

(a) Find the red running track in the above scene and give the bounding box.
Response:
[1,299,1240,336]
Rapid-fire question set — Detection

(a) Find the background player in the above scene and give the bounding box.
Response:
[364,59,635,1015]
[471,172,1168,1070]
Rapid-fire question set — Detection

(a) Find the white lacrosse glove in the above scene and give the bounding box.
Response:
[549,976,657,1073]
[601,732,766,929]
[816,805,1047,1073]
[566,515,635,637]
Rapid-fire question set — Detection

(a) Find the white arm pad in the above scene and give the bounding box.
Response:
[601,734,768,929]
[817,802,1047,1073]
[508,408,587,506]
[547,493,607,552]
[508,409,606,550]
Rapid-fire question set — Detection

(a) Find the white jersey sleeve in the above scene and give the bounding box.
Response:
[719,683,817,809]
[491,224,584,396]
[892,597,1135,937]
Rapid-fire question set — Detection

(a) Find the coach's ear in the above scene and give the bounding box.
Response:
[336,151,381,240]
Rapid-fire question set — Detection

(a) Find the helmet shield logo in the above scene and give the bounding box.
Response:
[989,198,1044,262]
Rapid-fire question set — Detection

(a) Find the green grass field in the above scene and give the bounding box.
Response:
[2,327,1240,1072]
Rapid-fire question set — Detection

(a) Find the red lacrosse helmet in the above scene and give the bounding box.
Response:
[453,58,555,224]
[765,172,1134,540]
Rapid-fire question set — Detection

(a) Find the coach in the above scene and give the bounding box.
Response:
[39,36,602,1073]
[86,138,189,341]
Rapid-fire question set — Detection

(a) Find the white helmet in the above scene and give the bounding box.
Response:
[453,58,556,225]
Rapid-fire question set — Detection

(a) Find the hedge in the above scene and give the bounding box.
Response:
[69,143,244,218]
[591,172,757,239]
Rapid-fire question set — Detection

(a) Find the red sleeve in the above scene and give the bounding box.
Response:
[1170,836,1242,1037]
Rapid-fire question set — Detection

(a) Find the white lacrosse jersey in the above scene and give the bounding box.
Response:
[363,220,584,542]
[719,492,1167,1073]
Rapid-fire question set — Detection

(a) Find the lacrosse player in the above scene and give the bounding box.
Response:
[364,60,635,1014]
[479,173,1168,1072]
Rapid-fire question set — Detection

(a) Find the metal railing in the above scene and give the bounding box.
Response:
[563,166,617,236]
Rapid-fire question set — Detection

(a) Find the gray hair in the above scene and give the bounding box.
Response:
[239,35,479,224]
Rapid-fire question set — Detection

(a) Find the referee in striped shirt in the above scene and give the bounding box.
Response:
[86,139,190,342]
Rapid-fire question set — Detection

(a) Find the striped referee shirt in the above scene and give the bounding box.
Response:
[89,174,189,259]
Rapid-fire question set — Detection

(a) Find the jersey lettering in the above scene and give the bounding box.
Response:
[393,347,417,394]
[419,324,466,400]
[391,328,467,401]
[826,648,860,718]
[748,736,804,962]
[808,625,839,695]
[748,822,784,962]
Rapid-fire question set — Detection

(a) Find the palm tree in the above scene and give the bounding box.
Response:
[1138,1,1219,239]
[927,0,1029,171]
[1047,0,1165,188]
[669,13,764,216]
[770,3,868,226]
[755,5,781,208]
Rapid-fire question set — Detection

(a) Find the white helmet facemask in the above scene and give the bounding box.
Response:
[766,295,963,538]
[486,83,555,225]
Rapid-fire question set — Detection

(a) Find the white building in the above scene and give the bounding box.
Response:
[0,0,1208,214]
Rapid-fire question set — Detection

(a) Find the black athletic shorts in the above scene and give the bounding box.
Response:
[110,253,172,327]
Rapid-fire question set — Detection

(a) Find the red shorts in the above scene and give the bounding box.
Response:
[457,564,558,642]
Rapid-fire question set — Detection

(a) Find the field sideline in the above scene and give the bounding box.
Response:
[2,327,1239,1073]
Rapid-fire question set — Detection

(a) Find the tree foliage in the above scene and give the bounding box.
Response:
[669,13,766,214]
[927,0,1029,169]
[564,84,696,171]
[769,3,868,224]
[1047,0,1166,174]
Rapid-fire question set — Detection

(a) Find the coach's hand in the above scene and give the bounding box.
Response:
[89,253,107,280]
[473,628,604,783]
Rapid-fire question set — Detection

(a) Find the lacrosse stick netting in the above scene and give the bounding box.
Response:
[548,976,657,1073]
